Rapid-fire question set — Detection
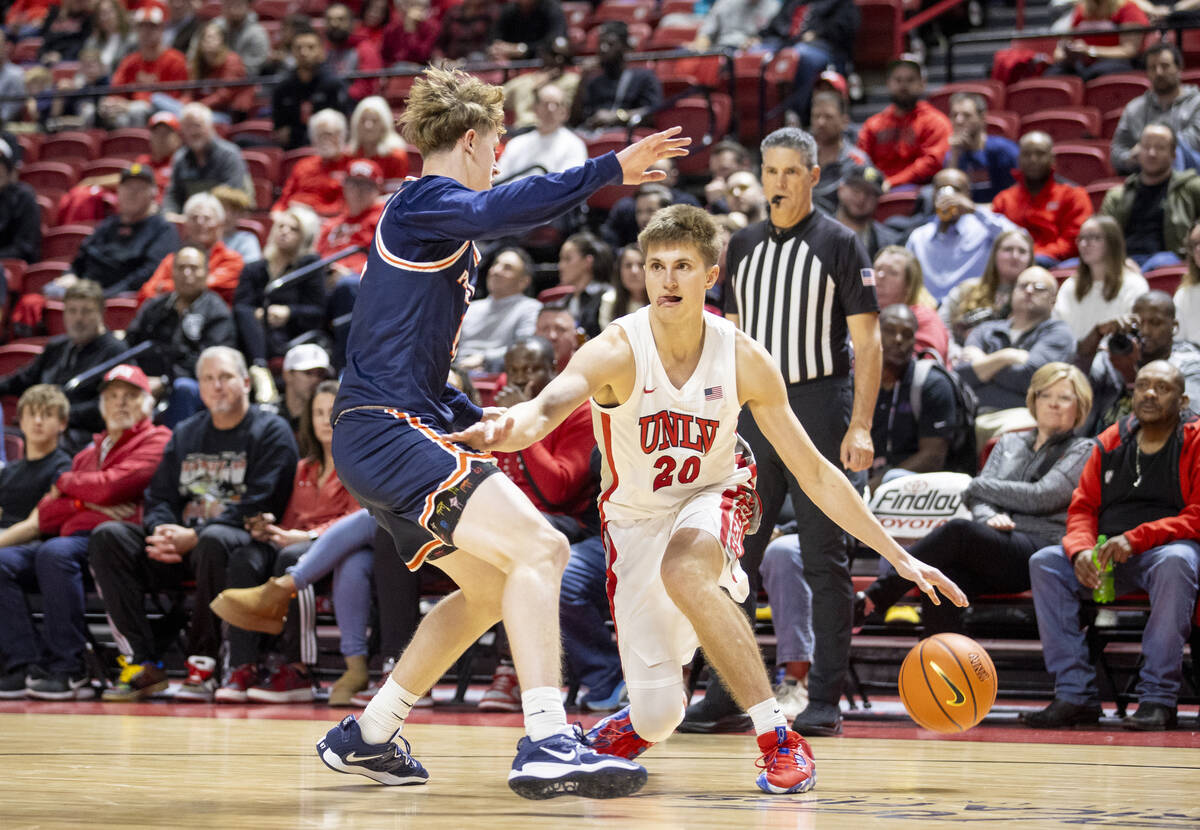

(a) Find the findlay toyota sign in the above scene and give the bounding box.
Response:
[868,472,973,540]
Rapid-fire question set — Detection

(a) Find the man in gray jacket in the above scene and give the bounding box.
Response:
[1110,43,1200,176]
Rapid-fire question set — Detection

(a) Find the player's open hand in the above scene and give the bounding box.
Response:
[893,557,968,608]
[446,407,514,450]
[617,127,691,185]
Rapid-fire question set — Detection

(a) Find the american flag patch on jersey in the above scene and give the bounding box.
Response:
[861,268,876,286]
[704,385,723,401]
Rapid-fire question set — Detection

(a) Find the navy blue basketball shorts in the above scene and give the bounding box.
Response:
[333,406,501,571]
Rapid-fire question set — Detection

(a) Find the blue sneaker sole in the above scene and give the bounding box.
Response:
[755,768,817,795]
[508,765,647,800]
[316,742,428,786]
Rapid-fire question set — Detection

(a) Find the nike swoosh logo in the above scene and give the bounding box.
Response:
[345,750,390,763]
[539,747,579,762]
[643,387,656,394]
[929,660,966,706]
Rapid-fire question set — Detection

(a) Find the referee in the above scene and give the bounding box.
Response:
[684,128,880,737]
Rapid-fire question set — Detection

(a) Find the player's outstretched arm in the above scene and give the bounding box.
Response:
[736,334,968,609]
[616,127,692,184]
[447,327,633,453]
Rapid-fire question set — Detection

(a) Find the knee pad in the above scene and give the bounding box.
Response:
[627,683,686,743]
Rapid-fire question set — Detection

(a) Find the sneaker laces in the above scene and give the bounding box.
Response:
[115,655,140,685]
[571,722,592,746]
[755,732,811,773]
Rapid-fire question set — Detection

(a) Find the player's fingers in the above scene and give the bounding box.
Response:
[916,576,940,606]
[640,171,668,182]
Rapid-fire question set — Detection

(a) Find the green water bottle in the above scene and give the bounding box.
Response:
[1092,534,1115,604]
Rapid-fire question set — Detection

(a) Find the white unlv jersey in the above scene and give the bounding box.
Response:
[591,307,752,523]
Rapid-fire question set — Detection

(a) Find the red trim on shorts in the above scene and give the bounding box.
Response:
[595,411,619,525]
[600,524,620,645]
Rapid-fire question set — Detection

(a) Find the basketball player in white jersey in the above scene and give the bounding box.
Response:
[450,205,967,793]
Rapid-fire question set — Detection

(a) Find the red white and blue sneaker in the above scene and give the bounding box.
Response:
[755,726,816,794]
[316,715,429,786]
[508,731,647,800]
[582,705,654,760]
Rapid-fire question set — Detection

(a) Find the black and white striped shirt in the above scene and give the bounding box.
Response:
[724,211,878,384]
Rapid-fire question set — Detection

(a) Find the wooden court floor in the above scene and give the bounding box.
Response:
[2,713,1200,829]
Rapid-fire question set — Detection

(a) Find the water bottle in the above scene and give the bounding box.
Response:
[1092,534,1115,604]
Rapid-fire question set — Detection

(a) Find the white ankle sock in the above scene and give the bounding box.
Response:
[747,697,788,737]
[358,677,418,745]
[521,686,569,741]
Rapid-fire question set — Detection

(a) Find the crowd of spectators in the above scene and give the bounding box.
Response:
[0,0,1196,730]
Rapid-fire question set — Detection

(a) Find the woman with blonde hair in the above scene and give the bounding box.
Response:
[873,245,950,361]
[1176,218,1200,343]
[182,20,253,120]
[233,206,326,365]
[941,228,1035,345]
[82,0,130,73]
[1054,215,1148,341]
[348,96,410,184]
[857,361,1095,635]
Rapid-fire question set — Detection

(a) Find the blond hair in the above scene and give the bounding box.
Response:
[874,245,926,306]
[1026,362,1092,431]
[17,384,69,423]
[398,66,505,156]
[349,95,406,156]
[638,204,723,269]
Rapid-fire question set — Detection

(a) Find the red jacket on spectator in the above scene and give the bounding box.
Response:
[112,47,190,101]
[328,40,384,101]
[5,0,52,28]
[133,151,174,193]
[278,457,361,533]
[317,202,383,273]
[273,155,350,217]
[1061,413,1200,558]
[184,50,254,115]
[380,16,439,65]
[37,417,172,537]
[1068,0,1149,47]
[494,402,596,525]
[857,100,952,188]
[137,240,244,306]
[991,173,1093,262]
[361,148,409,184]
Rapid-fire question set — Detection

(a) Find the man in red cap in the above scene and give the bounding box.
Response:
[317,159,384,276]
[142,111,183,192]
[0,366,171,700]
[99,3,189,127]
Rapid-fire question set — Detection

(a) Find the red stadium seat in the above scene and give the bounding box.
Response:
[103,297,140,331]
[34,194,56,227]
[1101,107,1123,140]
[226,119,276,144]
[2,259,26,294]
[4,432,24,462]
[19,162,77,198]
[874,190,918,222]
[854,0,903,69]
[16,134,41,164]
[1004,77,1083,116]
[242,150,280,183]
[649,23,700,49]
[39,131,100,167]
[928,80,1006,115]
[99,128,152,160]
[79,157,137,179]
[1144,265,1186,295]
[985,110,1020,141]
[652,94,731,175]
[1083,73,1149,114]
[537,285,575,304]
[41,225,94,262]
[237,218,269,246]
[21,262,69,295]
[1053,143,1113,185]
[281,148,315,181]
[1183,68,1200,86]
[592,0,656,25]
[0,343,44,376]
[255,0,294,21]
[44,300,65,336]
[1020,106,1102,141]
[253,179,274,211]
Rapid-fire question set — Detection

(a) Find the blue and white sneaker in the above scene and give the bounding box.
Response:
[316,715,429,786]
[508,731,647,800]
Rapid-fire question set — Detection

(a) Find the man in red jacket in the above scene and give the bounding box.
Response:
[0,365,171,700]
[991,131,1093,266]
[1024,361,1200,731]
[856,57,951,189]
[317,159,385,278]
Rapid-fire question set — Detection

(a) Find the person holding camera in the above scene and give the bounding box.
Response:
[906,168,1018,304]
[1077,290,1200,435]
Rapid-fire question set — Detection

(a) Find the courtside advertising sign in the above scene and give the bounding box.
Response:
[868,472,972,541]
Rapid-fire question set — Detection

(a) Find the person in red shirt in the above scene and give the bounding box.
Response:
[137,191,244,305]
[274,109,351,218]
[992,132,1094,266]
[317,159,385,277]
[1049,0,1149,81]
[4,366,171,700]
[857,57,952,189]
[347,96,410,186]
[380,0,439,66]
[181,20,254,120]
[99,4,190,127]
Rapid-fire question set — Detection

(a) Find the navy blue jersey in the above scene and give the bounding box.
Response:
[335,153,622,430]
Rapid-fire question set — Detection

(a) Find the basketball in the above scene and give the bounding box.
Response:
[898,633,998,733]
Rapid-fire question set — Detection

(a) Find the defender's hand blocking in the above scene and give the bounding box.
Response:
[892,556,969,608]
[617,127,691,185]
[447,407,514,450]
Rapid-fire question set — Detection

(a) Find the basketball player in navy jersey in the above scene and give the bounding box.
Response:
[450,205,967,793]
[315,66,689,800]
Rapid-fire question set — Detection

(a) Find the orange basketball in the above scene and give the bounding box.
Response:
[898,633,998,733]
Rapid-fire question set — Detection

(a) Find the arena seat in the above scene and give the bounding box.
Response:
[103,297,140,331]
[1019,106,1102,141]
[39,131,99,167]
[592,0,657,25]
[1083,73,1149,114]
[854,0,903,69]
[1084,178,1124,212]
[0,342,44,376]
[1144,265,1186,295]
[1053,143,1113,184]
[874,190,918,222]
[41,225,94,262]
[985,110,1020,141]
[1004,77,1083,116]
[927,80,1006,115]
[21,261,70,295]
[99,128,152,160]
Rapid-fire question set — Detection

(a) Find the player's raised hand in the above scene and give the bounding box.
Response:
[892,557,969,608]
[446,407,514,450]
[617,127,691,185]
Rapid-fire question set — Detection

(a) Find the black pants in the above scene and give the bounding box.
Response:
[865,518,1039,635]
[273,542,316,665]
[740,375,860,706]
[89,521,275,667]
